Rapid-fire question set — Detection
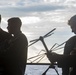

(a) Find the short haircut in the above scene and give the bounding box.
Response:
[68,15,76,25]
[7,17,22,27]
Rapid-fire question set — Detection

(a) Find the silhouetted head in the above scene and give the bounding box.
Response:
[68,15,76,34]
[7,17,22,35]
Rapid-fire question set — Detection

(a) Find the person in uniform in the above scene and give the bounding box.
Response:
[47,15,76,75]
[4,17,28,75]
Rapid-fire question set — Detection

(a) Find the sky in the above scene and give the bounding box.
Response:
[0,0,76,63]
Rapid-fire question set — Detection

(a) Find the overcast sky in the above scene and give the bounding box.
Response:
[0,0,76,63]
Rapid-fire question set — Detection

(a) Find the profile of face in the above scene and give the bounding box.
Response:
[70,24,76,34]
[7,17,21,34]
[7,22,15,34]
[68,20,76,34]
[68,15,76,34]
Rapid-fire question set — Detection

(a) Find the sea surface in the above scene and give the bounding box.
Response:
[25,65,62,75]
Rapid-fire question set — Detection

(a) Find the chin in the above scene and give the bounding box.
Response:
[74,32,76,34]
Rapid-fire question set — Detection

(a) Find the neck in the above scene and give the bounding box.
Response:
[13,31,21,37]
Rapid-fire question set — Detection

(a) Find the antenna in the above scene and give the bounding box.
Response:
[29,28,56,47]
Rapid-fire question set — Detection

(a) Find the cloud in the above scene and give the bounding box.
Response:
[0,0,76,17]
[0,0,76,56]
[21,16,41,24]
[0,4,65,17]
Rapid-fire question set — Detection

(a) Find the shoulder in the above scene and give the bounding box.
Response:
[65,35,76,45]
[0,29,9,35]
[18,33,28,44]
[0,29,12,38]
[20,33,28,40]
[70,35,76,39]
[67,35,76,42]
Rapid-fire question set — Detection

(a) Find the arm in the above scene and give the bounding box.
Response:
[62,36,76,75]
[47,52,76,67]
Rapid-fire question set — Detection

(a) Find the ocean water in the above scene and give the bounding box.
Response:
[25,65,62,75]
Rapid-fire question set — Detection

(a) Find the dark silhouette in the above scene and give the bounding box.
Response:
[0,15,12,75]
[47,15,76,75]
[4,17,28,75]
[62,15,76,75]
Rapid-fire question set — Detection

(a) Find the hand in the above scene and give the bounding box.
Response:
[46,52,58,63]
